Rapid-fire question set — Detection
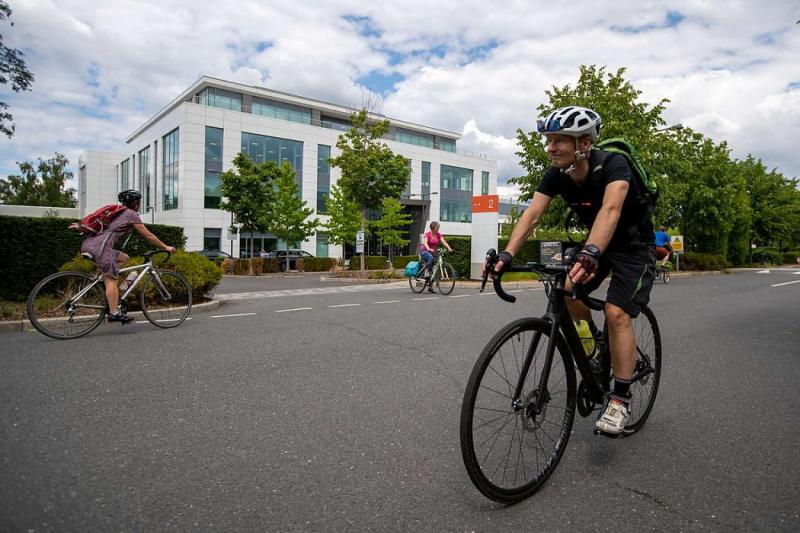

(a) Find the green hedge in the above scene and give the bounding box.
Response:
[442,236,471,278]
[391,255,419,270]
[348,255,389,270]
[0,215,185,301]
[233,258,262,275]
[679,252,726,271]
[298,257,337,272]
[750,247,800,265]
[261,258,280,273]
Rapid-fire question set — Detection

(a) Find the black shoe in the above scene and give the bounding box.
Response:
[427,286,436,293]
[107,312,133,324]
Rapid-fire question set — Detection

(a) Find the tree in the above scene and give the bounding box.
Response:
[328,109,411,272]
[324,183,361,266]
[512,65,669,228]
[219,153,274,274]
[267,162,320,272]
[0,153,76,207]
[0,1,35,138]
[372,197,412,262]
[500,205,522,239]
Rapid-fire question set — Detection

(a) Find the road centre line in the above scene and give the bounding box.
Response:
[413,297,439,301]
[449,294,470,298]
[329,304,361,308]
[374,300,400,304]
[275,307,313,313]
[212,313,256,318]
[771,279,800,288]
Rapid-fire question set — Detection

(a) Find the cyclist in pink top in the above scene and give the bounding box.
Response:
[420,221,453,292]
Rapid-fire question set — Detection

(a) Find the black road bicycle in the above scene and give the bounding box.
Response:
[27,250,192,340]
[460,249,662,503]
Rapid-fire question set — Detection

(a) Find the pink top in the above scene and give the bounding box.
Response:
[421,230,442,251]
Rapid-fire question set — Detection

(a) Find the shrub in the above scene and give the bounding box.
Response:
[348,255,389,270]
[59,254,98,274]
[680,252,726,271]
[164,251,222,297]
[0,214,186,301]
[261,258,280,273]
[391,255,419,270]
[783,251,800,265]
[442,236,471,278]
[233,258,262,275]
[300,257,336,272]
[221,258,234,274]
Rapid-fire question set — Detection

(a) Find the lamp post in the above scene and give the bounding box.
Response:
[146,206,154,224]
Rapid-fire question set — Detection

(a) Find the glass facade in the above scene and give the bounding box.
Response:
[138,147,150,213]
[241,132,303,192]
[404,159,412,197]
[197,87,242,111]
[204,228,221,251]
[320,115,351,131]
[438,139,456,152]
[163,128,179,210]
[482,171,489,195]
[120,158,130,191]
[205,127,223,208]
[395,128,434,149]
[422,161,430,198]
[317,145,330,214]
[252,96,311,125]
[316,232,329,257]
[440,164,473,223]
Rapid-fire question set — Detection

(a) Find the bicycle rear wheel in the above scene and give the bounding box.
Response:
[409,267,427,293]
[27,271,107,340]
[436,262,456,295]
[662,269,670,284]
[140,269,192,328]
[460,318,576,503]
[624,305,662,433]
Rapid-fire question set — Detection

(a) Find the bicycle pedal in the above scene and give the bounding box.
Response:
[593,428,622,439]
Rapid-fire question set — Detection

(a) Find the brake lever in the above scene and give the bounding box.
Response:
[480,249,497,293]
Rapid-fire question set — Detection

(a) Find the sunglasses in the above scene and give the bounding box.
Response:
[536,118,562,133]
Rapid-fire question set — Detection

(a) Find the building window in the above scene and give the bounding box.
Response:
[241,132,303,192]
[120,158,130,191]
[395,128,434,149]
[441,164,473,223]
[422,161,430,198]
[252,96,312,125]
[204,228,222,251]
[404,158,412,198]
[205,127,223,209]
[197,87,242,111]
[320,115,351,131]
[139,147,150,213]
[438,139,456,152]
[163,128,179,210]
[482,171,489,195]
[317,145,330,214]
[316,232,329,257]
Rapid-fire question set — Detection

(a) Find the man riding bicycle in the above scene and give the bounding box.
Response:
[655,226,672,268]
[484,106,656,435]
[80,190,176,323]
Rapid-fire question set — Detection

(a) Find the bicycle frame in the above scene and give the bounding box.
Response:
[68,255,173,311]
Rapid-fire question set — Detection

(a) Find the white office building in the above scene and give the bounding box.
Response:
[79,76,497,258]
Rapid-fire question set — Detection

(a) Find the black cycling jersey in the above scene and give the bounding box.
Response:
[535,149,655,251]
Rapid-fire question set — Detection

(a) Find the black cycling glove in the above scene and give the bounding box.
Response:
[496,251,514,273]
[575,245,601,275]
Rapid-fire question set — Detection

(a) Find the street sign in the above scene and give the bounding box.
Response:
[226,229,237,241]
[472,194,499,213]
[540,241,562,264]
[671,235,684,253]
[356,231,365,254]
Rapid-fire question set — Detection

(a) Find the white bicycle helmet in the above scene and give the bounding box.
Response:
[537,106,602,141]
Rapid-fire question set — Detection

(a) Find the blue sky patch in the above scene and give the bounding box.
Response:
[342,14,382,38]
[357,71,404,95]
[466,39,500,62]
[85,64,101,88]
[788,82,800,90]
[255,40,272,53]
[612,10,685,33]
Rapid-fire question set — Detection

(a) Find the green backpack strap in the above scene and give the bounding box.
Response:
[595,138,658,197]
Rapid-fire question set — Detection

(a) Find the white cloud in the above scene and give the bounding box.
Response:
[1,0,798,190]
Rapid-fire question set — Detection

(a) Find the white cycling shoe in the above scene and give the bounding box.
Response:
[594,399,630,435]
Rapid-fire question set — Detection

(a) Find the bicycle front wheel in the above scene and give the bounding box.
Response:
[409,268,427,293]
[27,271,107,340]
[140,269,192,328]
[624,305,662,433]
[460,318,576,503]
[436,262,456,295]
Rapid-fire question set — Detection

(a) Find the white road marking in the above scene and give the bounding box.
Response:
[771,279,800,288]
[757,270,771,274]
[449,294,470,298]
[212,312,257,318]
[374,300,400,304]
[329,304,361,308]
[795,271,800,275]
[509,289,525,293]
[275,307,313,313]
[413,297,439,301]
[135,317,193,324]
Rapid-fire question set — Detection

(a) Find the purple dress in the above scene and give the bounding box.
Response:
[80,208,143,278]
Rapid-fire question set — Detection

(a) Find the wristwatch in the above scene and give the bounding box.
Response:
[582,244,601,257]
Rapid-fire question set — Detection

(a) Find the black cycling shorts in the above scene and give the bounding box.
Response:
[583,245,656,318]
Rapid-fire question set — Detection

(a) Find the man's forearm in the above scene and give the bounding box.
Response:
[505,209,539,256]
[585,205,621,252]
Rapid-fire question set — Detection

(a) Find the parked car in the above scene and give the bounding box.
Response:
[197,249,232,260]
[266,249,314,271]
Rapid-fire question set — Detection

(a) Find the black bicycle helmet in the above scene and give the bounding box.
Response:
[118,189,142,208]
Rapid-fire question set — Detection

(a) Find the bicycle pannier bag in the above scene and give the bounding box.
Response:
[404,261,421,277]
[69,204,128,236]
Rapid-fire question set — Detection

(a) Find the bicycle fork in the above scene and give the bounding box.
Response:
[511,312,560,417]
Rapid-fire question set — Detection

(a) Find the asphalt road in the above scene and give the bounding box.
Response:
[1,270,799,532]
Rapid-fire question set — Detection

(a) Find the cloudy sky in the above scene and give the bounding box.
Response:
[1,0,798,198]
